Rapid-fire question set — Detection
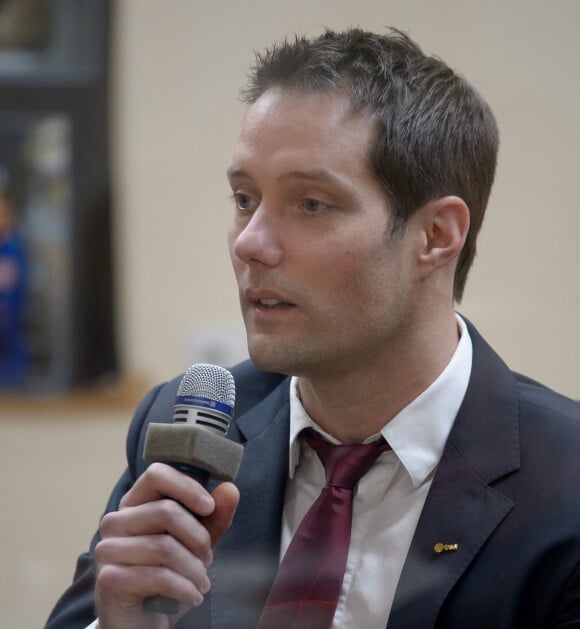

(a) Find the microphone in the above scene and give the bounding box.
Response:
[142,363,244,615]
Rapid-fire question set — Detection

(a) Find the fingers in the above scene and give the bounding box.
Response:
[96,527,211,590]
[99,535,208,583]
[96,562,205,614]
[120,462,215,516]
[100,498,213,566]
[94,463,239,627]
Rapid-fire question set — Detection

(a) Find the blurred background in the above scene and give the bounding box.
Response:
[0,0,578,626]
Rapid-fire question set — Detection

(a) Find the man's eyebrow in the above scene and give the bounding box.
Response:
[276,169,341,184]
[226,167,349,193]
[227,166,342,183]
[226,166,249,180]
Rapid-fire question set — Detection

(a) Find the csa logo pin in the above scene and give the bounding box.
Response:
[434,542,459,553]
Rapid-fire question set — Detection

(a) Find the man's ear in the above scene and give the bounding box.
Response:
[418,196,470,274]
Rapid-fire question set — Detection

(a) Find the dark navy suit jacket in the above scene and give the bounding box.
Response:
[46,321,580,628]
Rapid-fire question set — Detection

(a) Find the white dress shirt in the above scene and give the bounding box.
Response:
[282,314,472,629]
[87,315,472,629]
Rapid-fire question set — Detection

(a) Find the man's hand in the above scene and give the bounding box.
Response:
[94,462,240,629]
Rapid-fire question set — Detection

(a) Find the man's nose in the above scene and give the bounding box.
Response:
[231,205,284,267]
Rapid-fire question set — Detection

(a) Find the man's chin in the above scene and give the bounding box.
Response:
[247,338,296,376]
[248,350,288,375]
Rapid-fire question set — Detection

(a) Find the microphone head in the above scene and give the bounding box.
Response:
[177,363,236,406]
[173,363,236,434]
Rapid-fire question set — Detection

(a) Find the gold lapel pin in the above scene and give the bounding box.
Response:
[434,542,459,553]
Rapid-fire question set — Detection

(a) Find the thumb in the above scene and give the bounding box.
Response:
[206,481,240,548]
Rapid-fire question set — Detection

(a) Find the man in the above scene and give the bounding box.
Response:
[46,28,580,629]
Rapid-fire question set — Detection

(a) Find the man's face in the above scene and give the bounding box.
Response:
[227,89,420,379]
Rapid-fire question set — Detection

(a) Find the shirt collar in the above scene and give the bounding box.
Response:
[288,313,473,487]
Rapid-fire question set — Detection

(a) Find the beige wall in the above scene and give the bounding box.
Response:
[111,0,579,396]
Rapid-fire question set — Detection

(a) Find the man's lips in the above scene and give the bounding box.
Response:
[244,288,296,309]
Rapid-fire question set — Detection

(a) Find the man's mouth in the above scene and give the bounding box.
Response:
[258,298,284,308]
[245,287,293,307]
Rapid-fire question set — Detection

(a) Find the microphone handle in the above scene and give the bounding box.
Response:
[143,463,211,615]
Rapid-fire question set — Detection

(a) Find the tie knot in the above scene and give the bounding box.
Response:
[303,428,390,490]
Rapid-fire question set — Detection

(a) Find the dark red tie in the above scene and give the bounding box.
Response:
[257,428,390,629]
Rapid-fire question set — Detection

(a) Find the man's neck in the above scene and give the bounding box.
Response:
[296,314,461,443]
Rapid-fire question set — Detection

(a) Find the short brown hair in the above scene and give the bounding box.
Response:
[242,28,499,301]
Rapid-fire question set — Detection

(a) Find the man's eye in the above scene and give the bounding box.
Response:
[233,193,252,211]
[301,198,327,213]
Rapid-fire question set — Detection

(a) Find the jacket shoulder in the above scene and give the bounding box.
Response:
[516,372,580,424]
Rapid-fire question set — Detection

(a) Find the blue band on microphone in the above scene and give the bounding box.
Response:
[175,395,234,418]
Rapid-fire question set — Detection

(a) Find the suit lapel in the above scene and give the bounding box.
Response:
[388,322,521,628]
[209,376,291,629]
[387,443,515,628]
